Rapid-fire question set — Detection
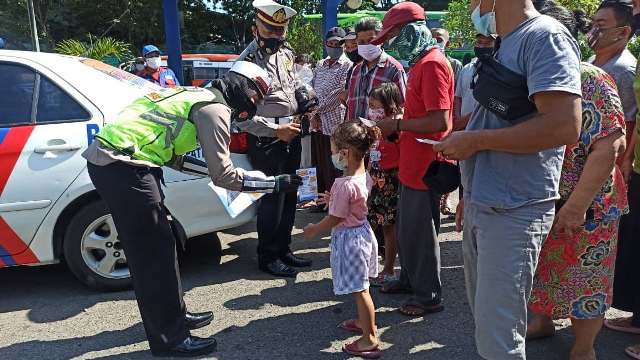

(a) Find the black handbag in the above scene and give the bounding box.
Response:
[471,53,537,122]
[422,159,461,195]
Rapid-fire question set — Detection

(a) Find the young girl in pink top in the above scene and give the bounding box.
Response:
[303,121,381,359]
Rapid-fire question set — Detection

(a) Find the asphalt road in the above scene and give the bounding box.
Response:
[0,208,636,360]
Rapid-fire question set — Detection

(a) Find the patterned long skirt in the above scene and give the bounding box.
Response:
[529,219,620,319]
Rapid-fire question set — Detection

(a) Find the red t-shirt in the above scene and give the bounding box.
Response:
[398,49,454,190]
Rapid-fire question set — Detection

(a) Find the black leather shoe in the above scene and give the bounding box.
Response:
[152,336,217,358]
[259,259,298,277]
[185,311,213,330]
[281,252,312,267]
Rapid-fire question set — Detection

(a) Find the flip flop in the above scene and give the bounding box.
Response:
[398,302,444,317]
[338,319,362,333]
[626,344,640,360]
[605,318,640,335]
[343,340,381,359]
[380,280,411,294]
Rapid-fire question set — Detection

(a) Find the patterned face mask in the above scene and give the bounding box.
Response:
[385,21,437,66]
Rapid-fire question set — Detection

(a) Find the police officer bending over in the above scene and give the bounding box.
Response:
[237,0,318,278]
[82,61,301,358]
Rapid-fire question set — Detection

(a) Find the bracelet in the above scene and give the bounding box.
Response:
[395,118,401,132]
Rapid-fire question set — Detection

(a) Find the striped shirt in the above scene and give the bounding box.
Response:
[312,55,352,135]
[346,51,407,121]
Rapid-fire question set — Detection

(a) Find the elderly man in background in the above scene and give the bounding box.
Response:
[311,27,352,205]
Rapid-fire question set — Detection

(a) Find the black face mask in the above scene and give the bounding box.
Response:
[256,31,284,55]
[474,47,494,59]
[346,50,362,63]
[634,14,640,34]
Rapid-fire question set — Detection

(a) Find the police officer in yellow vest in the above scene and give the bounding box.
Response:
[82,61,302,358]
[237,0,317,278]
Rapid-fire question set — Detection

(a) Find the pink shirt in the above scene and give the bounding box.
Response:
[329,173,373,228]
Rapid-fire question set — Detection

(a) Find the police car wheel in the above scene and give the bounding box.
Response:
[64,201,132,291]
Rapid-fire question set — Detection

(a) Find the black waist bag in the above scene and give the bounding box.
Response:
[471,55,537,122]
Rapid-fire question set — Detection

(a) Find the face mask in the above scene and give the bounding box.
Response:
[588,26,625,50]
[331,152,348,171]
[346,50,362,63]
[358,44,383,62]
[471,0,497,37]
[474,46,494,58]
[368,108,385,121]
[256,31,284,55]
[436,41,446,52]
[326,46,344,59]
[145,57,161,70]
[134,63,145,72]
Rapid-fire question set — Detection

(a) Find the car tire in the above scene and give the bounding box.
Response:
[63,201,131,291]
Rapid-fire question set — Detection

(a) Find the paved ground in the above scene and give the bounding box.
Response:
[0,207,636,360]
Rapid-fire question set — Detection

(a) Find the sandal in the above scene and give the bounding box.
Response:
[398,302,444,317]
[338,319,362,333]
[370,273,397,288]
[605,318,640,335]
[343,340,381,359]
[626,344,640,360]
[380,280,411,294]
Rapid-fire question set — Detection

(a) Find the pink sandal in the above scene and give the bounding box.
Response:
[343,340,381,359]
[338,319,362,333]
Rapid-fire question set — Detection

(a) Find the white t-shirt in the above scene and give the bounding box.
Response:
[454,58,478,118]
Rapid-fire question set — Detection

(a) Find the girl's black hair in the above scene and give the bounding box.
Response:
[332,120,381,159]
[369,82,403,117]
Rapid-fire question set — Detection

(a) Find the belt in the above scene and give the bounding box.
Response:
[263,115,295,125]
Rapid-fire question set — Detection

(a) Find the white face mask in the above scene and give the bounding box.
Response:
[146,57,161,70]
[358,44,383,62]
[436,40,446,52]
[331,152,348,171]
[471,0,497,37]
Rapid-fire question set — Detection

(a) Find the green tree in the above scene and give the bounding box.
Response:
[55,35,133,63]
[442,0,475,48]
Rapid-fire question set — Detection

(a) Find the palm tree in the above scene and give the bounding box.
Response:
[54,34,132,65]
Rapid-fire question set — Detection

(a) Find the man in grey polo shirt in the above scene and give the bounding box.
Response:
[435,0,582,359]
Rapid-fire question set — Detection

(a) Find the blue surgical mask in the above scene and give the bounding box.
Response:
[326,46,344,59]
[471,0,497,37]
[331,153,347,171]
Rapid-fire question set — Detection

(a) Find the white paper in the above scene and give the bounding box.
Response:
[208,182,264,219]
[296,167,318,202]
[358,117,377,128]
[416,138,441,145]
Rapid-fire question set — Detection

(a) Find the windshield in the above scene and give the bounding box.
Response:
[80,58,161,93]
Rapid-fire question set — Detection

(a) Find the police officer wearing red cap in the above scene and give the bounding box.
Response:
[237,0,317,277]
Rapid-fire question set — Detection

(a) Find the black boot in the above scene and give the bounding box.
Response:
[185,311,213,330]
[152,336,217,358]
[281,252,312,267]
[259,259,298,277]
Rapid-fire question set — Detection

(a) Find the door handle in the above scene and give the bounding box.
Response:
[34,144,82,153]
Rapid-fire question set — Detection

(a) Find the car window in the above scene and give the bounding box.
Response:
[36,76,91,123]
[0,63,36,126]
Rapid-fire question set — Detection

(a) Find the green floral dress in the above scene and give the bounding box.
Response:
[529,63,629,320]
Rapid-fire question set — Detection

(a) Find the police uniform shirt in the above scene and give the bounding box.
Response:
[236,40,300,137]
[83,103,248,191]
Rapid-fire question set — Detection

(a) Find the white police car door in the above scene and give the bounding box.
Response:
[0,59,103,262]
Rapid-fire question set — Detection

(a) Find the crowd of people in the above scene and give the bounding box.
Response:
[296,0,640,359]
[82,0,640,358]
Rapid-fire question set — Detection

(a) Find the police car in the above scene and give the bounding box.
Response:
[0,50,256,290]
